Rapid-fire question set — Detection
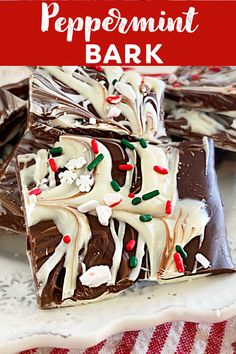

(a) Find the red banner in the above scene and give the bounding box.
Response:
[0,1,235,65]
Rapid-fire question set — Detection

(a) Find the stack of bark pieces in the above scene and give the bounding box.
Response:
[0,66,235,310]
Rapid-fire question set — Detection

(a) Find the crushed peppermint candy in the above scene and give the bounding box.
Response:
[114,82,136,102]
[106,95,122,104]
[103,193,122,207]
[96,205,112,226]
[195,253,211,269]
[29,188,42,196]
[77,200,99,213]
[76,175,94,192]
[107,106,121,118]
[89,117,97,125]
[79,265,112,288]
[65,157,87,171]
[59,170,77,185]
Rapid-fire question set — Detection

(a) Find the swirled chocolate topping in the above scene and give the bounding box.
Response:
[16,134,234,309]
[29,66,167,143]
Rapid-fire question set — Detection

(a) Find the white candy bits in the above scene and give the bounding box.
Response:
[58,170,77,185]
[65,157,86,170]
[79,265,112,288]
[76,175,94,192]
[195,253,211,269]
[77,200,99,213]
[96,205,112,226]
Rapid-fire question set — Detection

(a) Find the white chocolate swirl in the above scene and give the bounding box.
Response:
[30,66,166,142]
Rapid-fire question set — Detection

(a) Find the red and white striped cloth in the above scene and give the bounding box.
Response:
[19,317,236,354]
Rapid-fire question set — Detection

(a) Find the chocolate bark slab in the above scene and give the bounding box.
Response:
[0,131,49,233]
[165,66,236,112]
[165,100,236,152]
[28,66,167,143]
[17,135,234,309]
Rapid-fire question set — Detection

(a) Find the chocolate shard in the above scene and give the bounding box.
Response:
[16,134,234,309]
[0,66,33,99]
[165,99,236,151]
[165,66,236,112]
[0,130,49,233]
[28,66,167,143]
[0,88,27,169]
[164,67,236,151]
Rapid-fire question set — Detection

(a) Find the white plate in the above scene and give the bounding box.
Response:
[0,151,235,354]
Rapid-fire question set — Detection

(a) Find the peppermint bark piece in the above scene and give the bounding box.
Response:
[165,66,236,112]
[29,66,166,143]
[17,135,234,309]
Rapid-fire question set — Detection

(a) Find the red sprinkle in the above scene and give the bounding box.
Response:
[29,188,42,196]
[106,95,122,104]
[89,65,103,72]
[174,252,185,273]
[63,235,71,244]
[172,82,181,88]
[91,139,99,154]
[109,199,122,208]
[49,158,58,173]
[128,193,135,198]
[209,66,221,73]
[126,239,136,252]
[153,165,168,175]
[191,74,200,80]
[119,164,133,171]
[166,200,172,215]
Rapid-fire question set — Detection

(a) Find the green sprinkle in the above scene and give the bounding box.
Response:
[121,139,135,150]
[175,245,187,260]
[139,214,153,222]
[142,190,160,201]
[87,153,104,171]
[129,255,138,268]
[139,138,148,148]
[50,147,63,156]
[132,197,142,205]
[112,79,118,86]
[111,180,121,192]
